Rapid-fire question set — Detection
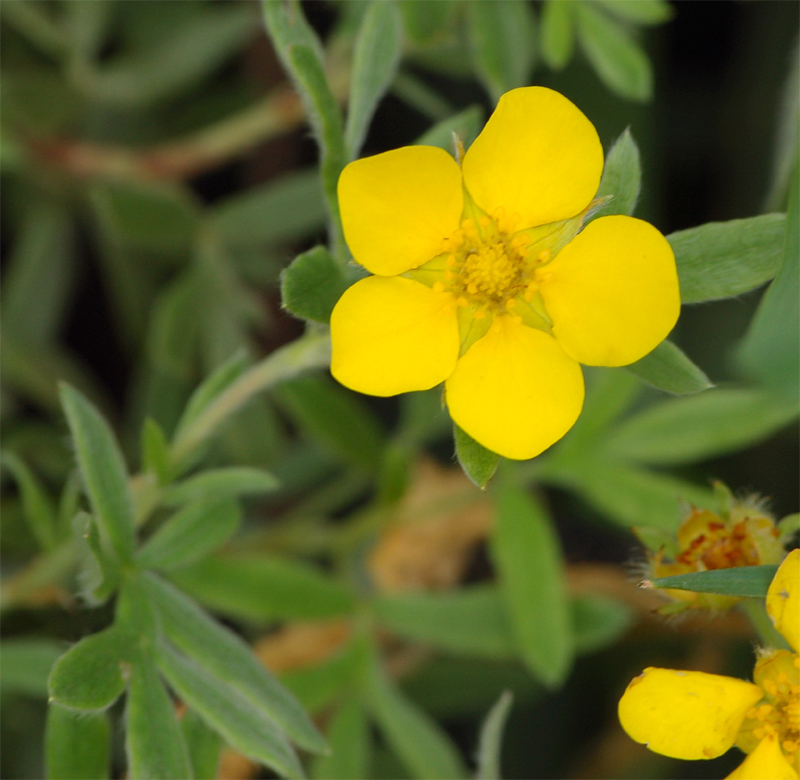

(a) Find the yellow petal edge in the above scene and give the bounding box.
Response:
[766,549,799,652]
[727,734,799,780]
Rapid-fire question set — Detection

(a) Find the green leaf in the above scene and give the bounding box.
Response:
[137,499,241,572]
[213,169,326,249]
[540,1,575,70]
[160,467,279,506]
[276,375,385,468]
[173,351,248,440]
[475,691,513,780]
[591,127,641,220]
[169,554,355,622]
[567,463,715,532]
[595,0,674,26]
[365,650,468,780]
[571,595,633,654]
[467,0,537,102]
[668,214,786,303]
[777,513,800,546]
[415,106,484,153]
[142,418,172,485]
[59,383,135,563]
[141,572,326,754]
[280,246,349,324]
[625,339,713,395]
[1,451,57,550]
[345,1,403,158]
[737,166,799,401]
[126,658,193,780]
[0,639,63,697]
[491,484,573,687]
[374,585,514,659]
[262,0,346,255]
[392,70,454,121]
[576,3,652,101]
[399,0,455,45]
[79,5,257,107]
[72,511,120,606]
[46,705,110,780]
[454,425,501,489]
[605,388,798,465]
[156,642,304,779]
[88,182,198,257]
[182,709,223,780]
[649,566,779,598]
[48,626,133,710]
[311,696,371,780]
[1,200,75,346]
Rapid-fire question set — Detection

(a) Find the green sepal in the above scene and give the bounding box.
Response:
[454,425,501,490]
[649,565,779,598]
[281,246,350,324]
[625,339,713,395]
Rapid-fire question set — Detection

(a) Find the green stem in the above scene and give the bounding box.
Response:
[739,598,791,650]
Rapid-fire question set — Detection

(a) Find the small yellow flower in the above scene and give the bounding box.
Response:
[619,549,800,779]
[330,87,680,460]
[647,498,785,612]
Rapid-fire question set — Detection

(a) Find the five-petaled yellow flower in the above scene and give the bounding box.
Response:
[330,87,680,459]
[619,549,800,779]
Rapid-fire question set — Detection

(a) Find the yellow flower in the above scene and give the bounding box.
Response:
[619,549,800,779]
[330,87,680,460]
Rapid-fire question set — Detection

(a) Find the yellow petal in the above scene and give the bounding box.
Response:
[618,667,764,760]
[727,735,799,780]
[461,87,603,229]
[766,549,799,652]
[338,146,463,276]
[444,316,584,460]
[330,276,459,396]
[541,215,680,366]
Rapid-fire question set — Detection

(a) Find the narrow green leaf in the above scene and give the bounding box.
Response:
[1,201,75,346]
[591,127,641,220]
[625,339,713,395]
[415,106,484,152]
[454,425,501,490]
[606,388,798,465]
[668,213,786,303]
[491,484,573,687]
[737,166,799,401]
[392,70,454,120]
[160,467,279,506]
[156,642,305,779]
[595,0,674,25]
[142,418,172,485]
[1,639,63,697]
[475,691,513,780]
[46,705,110,780]
[649,566,779,598]
[1,451,57,550]
[373,585,514,659]
[72,511,120,605]
[59,383,135,563]
[48,626,133,710]
[571,595,633,654]
[88,181,198,256]
[169,554,354,622]
[576,3,652,101]
[540,1,575,70]
[365,650,468,780]
[173,351,249,441]
[467,0,537,101]
[125,658,192,780]
[568,463,715,532]
[141,572,326,754]
[276,375,384,468]
[214,169,326,249]
[345,1,403,158]
[311,696,371,780]
[182,709,223,780]
[262,0,346,255]
[137,499,241,572]
[280,246,349,324]
[399,0,455,45]
[80,5,257,107]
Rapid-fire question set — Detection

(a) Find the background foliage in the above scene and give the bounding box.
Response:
[1,1,798,779]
